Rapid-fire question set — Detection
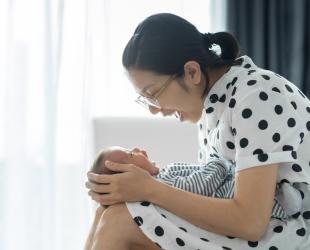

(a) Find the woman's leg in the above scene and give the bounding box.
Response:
[84,205,107,250]
[91,203,161,250]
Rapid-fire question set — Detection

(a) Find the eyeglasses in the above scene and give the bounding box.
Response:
[135,74,177,109]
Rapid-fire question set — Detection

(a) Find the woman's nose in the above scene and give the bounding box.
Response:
[148,106,161,115]
[149,106,176,117]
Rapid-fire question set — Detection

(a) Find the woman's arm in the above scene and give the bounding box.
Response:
[147,163,279,242]
[86,162,278,242]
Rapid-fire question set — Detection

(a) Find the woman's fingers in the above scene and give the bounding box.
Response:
[104,161,136,173]
[88,190,107,203]
[88,190,118,206]
[87,171,113,184]
[85,181,111,193]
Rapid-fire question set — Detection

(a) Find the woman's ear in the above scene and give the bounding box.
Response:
[183,61,202,85]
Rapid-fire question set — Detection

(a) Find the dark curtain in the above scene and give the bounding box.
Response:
[226,0,310,97]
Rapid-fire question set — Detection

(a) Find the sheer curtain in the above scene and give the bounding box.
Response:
[0,0,226,249]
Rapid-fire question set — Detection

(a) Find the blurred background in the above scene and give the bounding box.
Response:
[0,0,309,249]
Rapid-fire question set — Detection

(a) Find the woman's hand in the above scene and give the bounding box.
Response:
[85,161,156,206]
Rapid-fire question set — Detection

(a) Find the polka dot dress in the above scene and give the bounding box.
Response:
[126,56,310,249]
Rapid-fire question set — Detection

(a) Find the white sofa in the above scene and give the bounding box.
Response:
[92,117,199,168]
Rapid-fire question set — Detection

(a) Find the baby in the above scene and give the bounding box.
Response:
[90,146,160,176]
[90,146,233,198]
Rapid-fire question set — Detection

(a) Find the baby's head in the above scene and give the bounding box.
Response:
[90,146,159,175]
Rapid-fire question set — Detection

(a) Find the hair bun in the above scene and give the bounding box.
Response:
[202,32,216,47]
[212,32,240,60]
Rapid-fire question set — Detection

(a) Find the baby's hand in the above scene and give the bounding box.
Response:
[139,163,159,176]
[150,165,160,176]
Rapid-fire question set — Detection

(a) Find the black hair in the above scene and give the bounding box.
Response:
[122,13,240,97]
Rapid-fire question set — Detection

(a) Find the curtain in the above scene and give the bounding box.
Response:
[227,0,310,97]
[0,0,226,249]
[0,0,93,249]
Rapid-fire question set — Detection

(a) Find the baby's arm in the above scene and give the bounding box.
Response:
[130,147,160,176]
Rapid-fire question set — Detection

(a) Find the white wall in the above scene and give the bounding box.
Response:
[93,117,199,168]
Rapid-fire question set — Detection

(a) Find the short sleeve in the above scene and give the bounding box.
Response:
[231,89,305,172]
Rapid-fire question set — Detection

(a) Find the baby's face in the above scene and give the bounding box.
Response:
[101,146,159,175]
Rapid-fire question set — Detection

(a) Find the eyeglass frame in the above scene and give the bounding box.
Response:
[135,74,178,109]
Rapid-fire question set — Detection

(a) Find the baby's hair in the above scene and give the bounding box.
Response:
[90,150,113,207]
[90,150,117,175]
[90,151,106,174]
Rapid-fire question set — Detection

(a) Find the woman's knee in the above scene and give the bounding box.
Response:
[95,203,132,234]
[95,205,106,219]
[94,203,160,249]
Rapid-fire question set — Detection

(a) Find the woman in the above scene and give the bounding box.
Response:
[85,13,310,249]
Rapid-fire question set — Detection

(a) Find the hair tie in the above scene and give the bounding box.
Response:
[203,32,221,56]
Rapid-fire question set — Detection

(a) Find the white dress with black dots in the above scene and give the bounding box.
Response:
[126,55,310,250]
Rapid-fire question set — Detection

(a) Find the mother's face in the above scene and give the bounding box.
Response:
[127,62,207,123]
